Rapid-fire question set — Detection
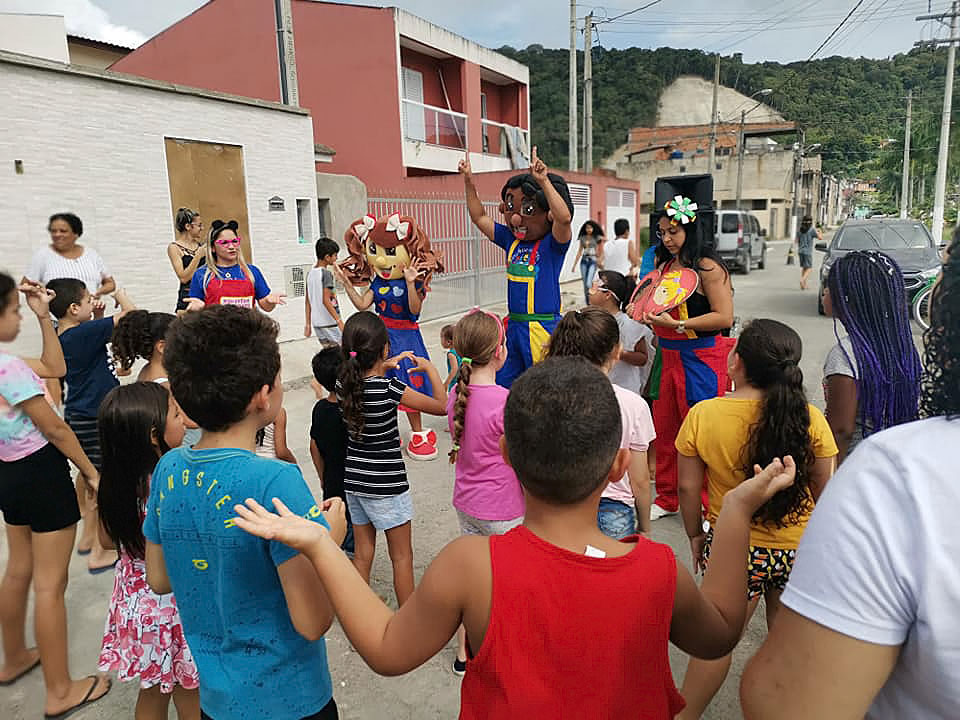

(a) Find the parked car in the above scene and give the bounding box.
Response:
[816,218,942,315]
[714,210,767,274]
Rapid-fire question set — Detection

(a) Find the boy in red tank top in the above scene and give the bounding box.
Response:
[232,357,797,719]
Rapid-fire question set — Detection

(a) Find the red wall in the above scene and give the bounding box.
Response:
[110,0,281,103]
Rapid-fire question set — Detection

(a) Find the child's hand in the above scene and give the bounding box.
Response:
[330,263,347,284]
[185,298,205,312]
[689,532,707,574]
[458,148,473,181]
[322,497,347,546]
[112,288,128,308]
[233,497,330,554]
[384,350,414,370]
[530,145,549,183]
[19,282,54,318]
[304,324,312,338]
[82,471,99,495]
[726,456,797,514]
[410,355,436,374]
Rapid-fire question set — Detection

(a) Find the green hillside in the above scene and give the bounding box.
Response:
[496,45,960,211]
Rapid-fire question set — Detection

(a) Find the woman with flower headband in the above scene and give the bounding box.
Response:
[333,213,444,460]
[185,220,285,311]
[637,196,734,522]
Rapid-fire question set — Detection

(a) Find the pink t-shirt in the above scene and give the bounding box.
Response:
[604,383,656,505]
[447,384,524,521]
[0,352,49,462]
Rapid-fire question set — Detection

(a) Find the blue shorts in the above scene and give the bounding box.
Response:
[346,491,413,531]
[597,497,636,540]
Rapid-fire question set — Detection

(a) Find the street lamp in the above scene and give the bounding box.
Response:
[735,88,773,210]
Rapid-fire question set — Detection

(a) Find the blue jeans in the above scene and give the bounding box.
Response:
[597,498,636,540]
[581,257,597,304]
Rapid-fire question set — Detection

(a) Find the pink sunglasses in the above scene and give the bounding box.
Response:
[214,236,241,246]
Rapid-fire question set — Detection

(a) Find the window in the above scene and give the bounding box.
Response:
[836,223,933,251]
[401,67,425,141]
[296,199,311,243]
[721,214,739,233]
[751,199,768,210]
[317,199,330,238]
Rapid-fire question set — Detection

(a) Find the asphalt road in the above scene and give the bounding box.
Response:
[1,239,869,720]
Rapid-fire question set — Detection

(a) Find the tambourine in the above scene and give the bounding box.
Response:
[629,266,700,321]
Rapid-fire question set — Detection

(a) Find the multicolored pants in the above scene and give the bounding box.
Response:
[496,314,558,388]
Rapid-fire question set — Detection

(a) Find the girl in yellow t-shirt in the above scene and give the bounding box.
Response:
[674,318,838,720]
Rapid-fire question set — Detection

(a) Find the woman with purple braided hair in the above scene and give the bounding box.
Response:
[821,250,921,463]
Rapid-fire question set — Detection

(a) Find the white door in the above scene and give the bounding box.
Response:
[562,183,591,283]
[605,188,637,241]
[401,67,425,142]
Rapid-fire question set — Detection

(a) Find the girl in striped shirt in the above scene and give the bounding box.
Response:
[338,311,446,605]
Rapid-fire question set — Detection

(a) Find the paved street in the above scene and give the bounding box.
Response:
[1,240,885,720]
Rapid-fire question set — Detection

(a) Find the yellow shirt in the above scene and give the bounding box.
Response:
[675,396,838,549]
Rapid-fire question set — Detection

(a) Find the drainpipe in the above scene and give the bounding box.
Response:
[274,0,299,106]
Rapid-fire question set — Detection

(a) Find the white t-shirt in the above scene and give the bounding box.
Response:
[609,311,655,394]
[603,383,656,505]
[306,266,339,328]
[26,245,110,292]
[603,236,632,275]
[781,417,960,719]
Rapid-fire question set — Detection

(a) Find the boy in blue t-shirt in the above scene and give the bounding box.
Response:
[48,277,135,573]
[460,146,574,387]
[144,305,344,720]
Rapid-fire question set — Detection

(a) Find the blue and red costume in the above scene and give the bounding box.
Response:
[492,223,570,387]
[652,292,733,513]
[371,275,433,399]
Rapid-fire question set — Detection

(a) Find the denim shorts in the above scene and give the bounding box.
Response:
[597,497,637,540]
[346,491,413,531]
[456,509,523,536]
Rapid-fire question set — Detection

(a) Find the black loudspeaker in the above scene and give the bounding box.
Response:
[649,174,717,253]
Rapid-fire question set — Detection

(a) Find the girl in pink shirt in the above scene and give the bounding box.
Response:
[446,308,523,675]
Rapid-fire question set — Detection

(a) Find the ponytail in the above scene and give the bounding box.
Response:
[448,359,473,464]
[736,319,815,527]
[339,350,368,440]
[112,310,176,372]
[338,311,390,441]
[547,307,620,366]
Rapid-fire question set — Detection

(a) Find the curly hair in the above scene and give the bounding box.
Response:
[449,310,504,464]
[339,214,443,288]
[547,307,621,367]
[111,310,176,371]
[921,236,960,417]
[736,319,814,527]
[338,311,390,440]
[0,272,15,313]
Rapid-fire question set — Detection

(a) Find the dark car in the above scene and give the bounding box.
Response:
[817,219,942,314]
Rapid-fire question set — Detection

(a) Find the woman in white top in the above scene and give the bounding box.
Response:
[24,213,115,316]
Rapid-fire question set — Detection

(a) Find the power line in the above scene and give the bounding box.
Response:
[594,0,663,24]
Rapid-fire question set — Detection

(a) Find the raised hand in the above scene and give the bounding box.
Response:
[410,354,435,373]
[530,145,548,182]
[402,260,423,284]
[19,282,55,318]
[233,497,330,553]
[458,148,473,181]
[384,350,415,371]
[726,456,797,514]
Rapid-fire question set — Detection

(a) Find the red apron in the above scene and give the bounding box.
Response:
[203,275,256,308]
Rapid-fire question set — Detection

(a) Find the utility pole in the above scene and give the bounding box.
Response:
[790,128,805,244]
[707,54,720,171]
[917,2,959,244]
[583,12,594,172]
[901,89,913,219]
[569,1,578,172]
[735,109,746,209]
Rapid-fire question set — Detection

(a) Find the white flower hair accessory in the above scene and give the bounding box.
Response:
[665,195,698,226]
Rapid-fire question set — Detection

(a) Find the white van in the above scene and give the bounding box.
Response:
[714,210,767,274]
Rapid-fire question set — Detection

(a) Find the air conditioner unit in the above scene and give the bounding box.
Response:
[283,263,313,299]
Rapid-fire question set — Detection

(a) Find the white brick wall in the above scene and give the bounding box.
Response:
[0,56,319,357]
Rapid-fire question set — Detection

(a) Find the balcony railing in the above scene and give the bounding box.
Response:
[402,99,467,150]
[481,119,529,160]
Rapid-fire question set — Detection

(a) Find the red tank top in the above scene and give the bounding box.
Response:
[459,526,685,719]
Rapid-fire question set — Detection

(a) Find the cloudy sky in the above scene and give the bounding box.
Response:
[0,0,954,63]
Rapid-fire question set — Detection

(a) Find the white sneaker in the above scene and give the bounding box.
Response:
[650,504,677,521]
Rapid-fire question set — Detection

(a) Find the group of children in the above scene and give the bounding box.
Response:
[0,148,934,720]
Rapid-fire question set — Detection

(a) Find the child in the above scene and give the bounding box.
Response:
[547,307,654,537]
[309,345,354,555]
[0,274,111,717]
[674,319,837,719]
[337,311,446,605]
[334,213,444,460]
[143,305,344,720]
[460,146,574,387]
[255,408,297,464]
[440,324,461,393]
[305,237,344,343]
[186,220,285,311]
[48,277,135,573]
[823,250,921,462]
[446,309,523,675]
[233,357,797,719]
[589,270,655,394]
[112,310,203,448]
[96,382,200,719]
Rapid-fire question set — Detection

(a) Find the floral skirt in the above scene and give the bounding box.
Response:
[98,551,199,693]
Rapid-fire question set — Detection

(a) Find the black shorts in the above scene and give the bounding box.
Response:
[65,413,102,470]
[0,443,81,532]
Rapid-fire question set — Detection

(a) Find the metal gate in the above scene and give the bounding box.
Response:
[367,196,504,322]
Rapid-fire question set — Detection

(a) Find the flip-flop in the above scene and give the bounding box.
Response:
[0,652,40,685]
[88,558,118,575]
[44,675,111,719]
[76,548,91,556]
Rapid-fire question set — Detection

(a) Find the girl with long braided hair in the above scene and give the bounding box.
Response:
[822,250,921,462]
[675,319,837,719]
[445,309,522,675]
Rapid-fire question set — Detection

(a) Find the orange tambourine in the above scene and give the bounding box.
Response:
[630,265,700,320]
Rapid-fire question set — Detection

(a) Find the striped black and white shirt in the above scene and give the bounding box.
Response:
[26,245,110,292]
[341,376,408,497]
